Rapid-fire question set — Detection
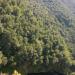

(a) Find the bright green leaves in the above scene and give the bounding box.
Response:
[0,51,3,64]
[0,51,7,65]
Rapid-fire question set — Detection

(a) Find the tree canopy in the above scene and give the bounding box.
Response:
[0,0,74,75]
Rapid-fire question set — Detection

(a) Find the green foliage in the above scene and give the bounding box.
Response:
[42,0,75,55]
[0,51,7,65]
[0,0,74,75]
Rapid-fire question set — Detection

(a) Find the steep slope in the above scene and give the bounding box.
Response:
[0,0,73,75]
[37,0,75,55]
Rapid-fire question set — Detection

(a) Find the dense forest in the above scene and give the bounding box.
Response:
[0,0,75,75]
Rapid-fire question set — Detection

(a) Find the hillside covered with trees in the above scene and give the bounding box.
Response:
[0,0,75,75]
